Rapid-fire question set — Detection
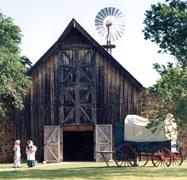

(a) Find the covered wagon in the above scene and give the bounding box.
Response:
[115,114,183,167]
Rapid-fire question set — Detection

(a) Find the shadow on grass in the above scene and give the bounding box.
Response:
[0,166,187,180]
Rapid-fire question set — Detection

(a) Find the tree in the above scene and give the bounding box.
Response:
[0,12,31,119]
[143,0,187,66]
[143,0,187,128]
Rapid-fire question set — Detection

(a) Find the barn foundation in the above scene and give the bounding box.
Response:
[0,119,15,163]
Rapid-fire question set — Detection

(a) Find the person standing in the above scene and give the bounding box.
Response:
[26,140,37,167]
[13,140,21,168]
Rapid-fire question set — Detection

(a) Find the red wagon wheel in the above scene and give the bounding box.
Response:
[172,148,183,166]
[115,144,136,167]
[151,148,172,167]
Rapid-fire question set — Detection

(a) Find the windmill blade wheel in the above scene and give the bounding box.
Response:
[95,7,125,42]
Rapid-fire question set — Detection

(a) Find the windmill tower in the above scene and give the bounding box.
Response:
[95,7,125,54]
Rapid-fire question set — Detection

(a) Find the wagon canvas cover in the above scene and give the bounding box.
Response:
[124,114,177,142]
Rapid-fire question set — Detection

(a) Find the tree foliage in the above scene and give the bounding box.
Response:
[0,12,31,119]
[148,63,187,124]
[143,0,187,128]
[143,0,187,66]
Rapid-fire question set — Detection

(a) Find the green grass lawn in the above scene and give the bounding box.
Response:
[0,161,187,180]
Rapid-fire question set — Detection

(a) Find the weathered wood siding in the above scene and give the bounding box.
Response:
[33,53,59,159]
[95,52,142,125]
[15,52,59,160]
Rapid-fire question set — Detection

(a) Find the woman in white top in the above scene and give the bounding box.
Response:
[13,140,21,168]
[26,140,37,167]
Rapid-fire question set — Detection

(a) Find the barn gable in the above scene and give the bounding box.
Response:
[29,18,143,89]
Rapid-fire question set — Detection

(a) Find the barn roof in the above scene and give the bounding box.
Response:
[28,18,143,89]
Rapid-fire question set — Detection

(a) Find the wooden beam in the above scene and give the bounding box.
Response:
[63,125,94,132]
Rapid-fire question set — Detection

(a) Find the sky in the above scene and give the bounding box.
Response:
[0,0,176,87]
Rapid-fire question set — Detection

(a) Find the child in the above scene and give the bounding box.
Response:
[26,140,37,167]
[13,140,21,168]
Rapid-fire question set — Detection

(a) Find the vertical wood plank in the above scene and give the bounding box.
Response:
[54,54,59,125]
[50,57,55,125]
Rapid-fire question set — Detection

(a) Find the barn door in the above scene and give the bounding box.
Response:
[58,49,96,125]
[44,126,61,162]
[95,124,112,161]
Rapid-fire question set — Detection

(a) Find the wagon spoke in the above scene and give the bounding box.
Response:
[162,161,166,167]
[151,152,160,167]
[172,150,184,166]
[155,159,161,167]
[137,153,149,167]
[152,148,172,167]
[163,148,172,167]
[115,144,135,167]
[164,160,168,166]
[172,158,177,166]
[160,161,163,167]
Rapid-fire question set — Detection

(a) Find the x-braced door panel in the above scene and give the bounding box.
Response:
[44,126,61,162]
[95,124,113,161]
[58,49,96,125]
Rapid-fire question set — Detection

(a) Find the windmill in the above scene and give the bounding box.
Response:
[95,7,125,54]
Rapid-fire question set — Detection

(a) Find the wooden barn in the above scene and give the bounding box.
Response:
[14,19,143,162]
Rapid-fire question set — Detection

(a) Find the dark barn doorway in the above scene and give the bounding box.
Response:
[63,131,94,161]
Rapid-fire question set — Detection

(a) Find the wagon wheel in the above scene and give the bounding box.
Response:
[172,148,183,166]
[137,152,149,167]
[115,144,136,167]
[151,148,172,167]
[115,160,133,167]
